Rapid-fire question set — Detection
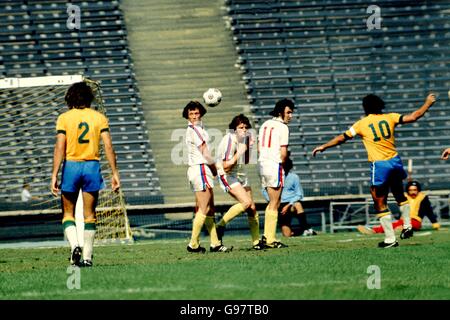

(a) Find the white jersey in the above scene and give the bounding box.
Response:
[216,132,251,176]
[258,117,289,164]
[21,189,32,202]
[185,121,209,166]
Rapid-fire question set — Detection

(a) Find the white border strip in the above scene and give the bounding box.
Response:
[0,75,84,89]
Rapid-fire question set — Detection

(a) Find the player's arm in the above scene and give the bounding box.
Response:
[401,93,436,124]
[280,203,291,215]
[441,148,450,160]
[101,131,121,192]
[292,174,304,202]
[199,142,217,176]
[280,124,289,163]
[51,133,66,196]
[280,145,288,163]
[223,143,246,172]
[312,133,349,157]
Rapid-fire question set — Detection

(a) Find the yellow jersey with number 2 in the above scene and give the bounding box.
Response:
[345,113,402,162]
[56,108,109,161]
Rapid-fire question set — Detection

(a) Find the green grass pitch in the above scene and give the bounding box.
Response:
[1,230,449,300]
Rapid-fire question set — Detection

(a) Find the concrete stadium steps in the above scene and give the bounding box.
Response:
[121,0,262,204]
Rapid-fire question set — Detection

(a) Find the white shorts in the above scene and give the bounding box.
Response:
[218,173,249,193]
[187,164,214,192]
[259,161,284,188]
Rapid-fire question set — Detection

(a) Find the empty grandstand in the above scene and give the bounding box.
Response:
[0,0,163,207]
[226,0,450,196]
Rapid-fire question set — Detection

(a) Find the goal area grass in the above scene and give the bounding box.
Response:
[0,229,449,300]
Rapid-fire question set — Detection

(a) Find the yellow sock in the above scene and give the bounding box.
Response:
[204,216,221,247]
[264,208,278,244]
[248,213,260,245]
[189,211,206,249]
[218,203,246,227]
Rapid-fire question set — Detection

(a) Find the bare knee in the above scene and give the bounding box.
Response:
[241,199,252,210]
[268,201,280,212]
[281,226,293,237]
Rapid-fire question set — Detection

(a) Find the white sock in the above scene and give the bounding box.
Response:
[83,221,96,261]
[83,230,95,261]
[64,225,79,251]
[379,215,396,243]
[400,203,412,229]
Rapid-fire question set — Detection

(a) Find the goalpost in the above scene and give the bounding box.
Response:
[0,75,133,244]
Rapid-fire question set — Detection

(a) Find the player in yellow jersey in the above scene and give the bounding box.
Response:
[51,82,121,266]
[312,93,436,248]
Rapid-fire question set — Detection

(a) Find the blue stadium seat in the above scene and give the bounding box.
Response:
[0,0,163,204]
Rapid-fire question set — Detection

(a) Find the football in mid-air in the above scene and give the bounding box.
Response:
[203,88,222,107]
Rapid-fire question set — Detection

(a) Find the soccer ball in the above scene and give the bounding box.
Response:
[202,88,222,107]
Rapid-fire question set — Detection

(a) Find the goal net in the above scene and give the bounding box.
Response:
[0,75,133,243]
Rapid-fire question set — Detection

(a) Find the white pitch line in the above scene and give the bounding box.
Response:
[18,285,189,298]
[414,231,432,237]
[16,279,354,298]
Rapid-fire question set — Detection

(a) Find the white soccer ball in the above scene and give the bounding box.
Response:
[202,88,222,107]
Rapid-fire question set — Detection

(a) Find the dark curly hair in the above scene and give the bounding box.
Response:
[283,156,294,175]
[406,180,422,192]
[182,100,207,119]
[228,114,252,130]
[362,94,385,115]
[64,82,95,109]
[269,98,295,117]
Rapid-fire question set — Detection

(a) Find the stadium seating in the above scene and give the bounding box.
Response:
[226,0,450,196]
[0,0,163,205]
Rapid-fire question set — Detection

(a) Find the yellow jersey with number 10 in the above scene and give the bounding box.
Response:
[56,108,109,161]
[345,113,402,162]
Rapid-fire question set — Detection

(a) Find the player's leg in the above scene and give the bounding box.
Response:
[370,185,397,247]
[259,162,286,248]
[411,218,422,231]
[218,183,251,228]
[188,189,210,252]
[359,218,403,234]
[264,186,285,247]
[392,219,404,231]
[281,225,293,237]
[278,204,294,237]
[80,191,98,266]
[216,175,249,242]
[293,202,315,236]
[61,191,82,265]
[79,160,105,266]
[390,175,413,239]
[60,161,83,265]
[205,190,232,252]
[205,188,230,251]
[187,165,209,252]
[244,187,262,248]
[369,160,399,248]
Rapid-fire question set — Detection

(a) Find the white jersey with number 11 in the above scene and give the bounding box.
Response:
[258,117,289,164]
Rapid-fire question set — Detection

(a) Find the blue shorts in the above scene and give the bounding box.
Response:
[369,155,407,187]
[60,160,105,193]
